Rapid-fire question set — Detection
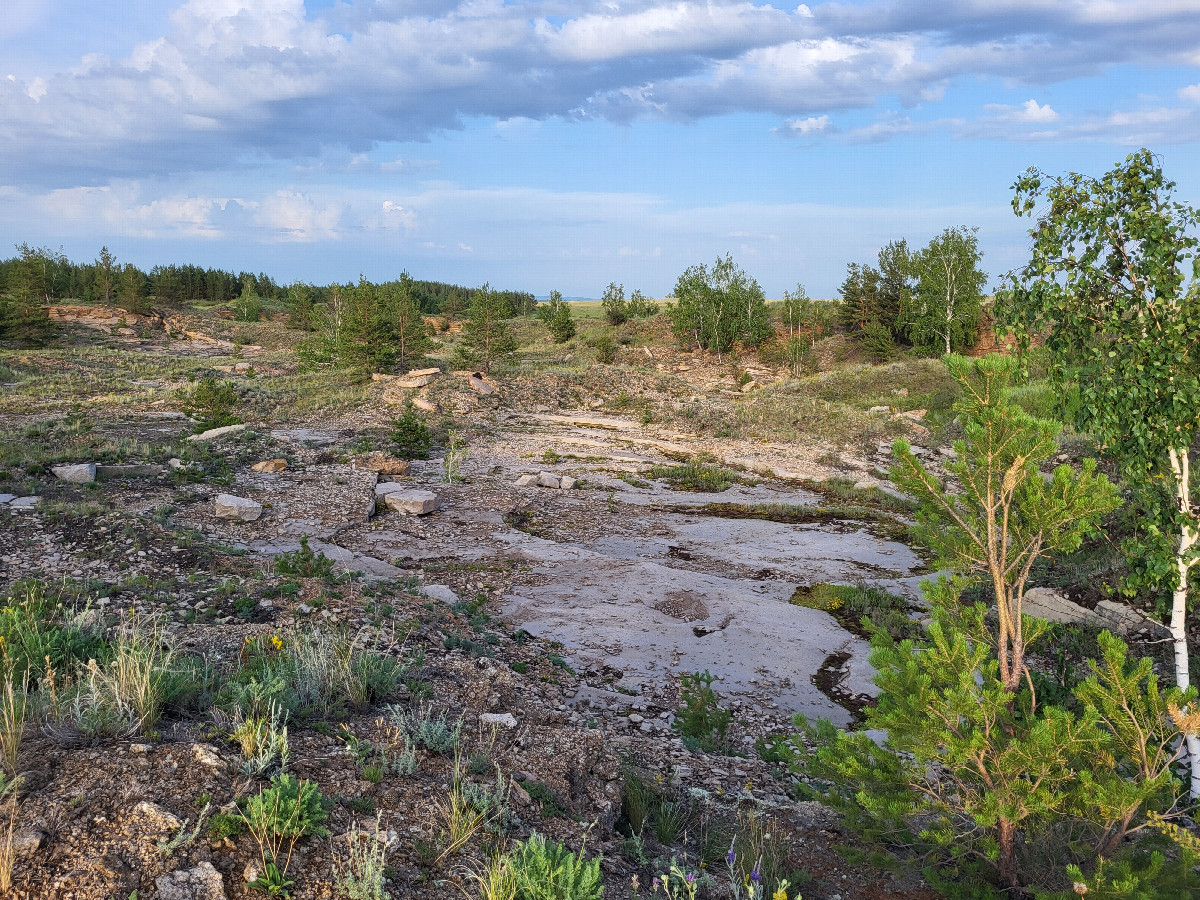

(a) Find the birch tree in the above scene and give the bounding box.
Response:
[997,148,1200,795]
[907,226,987,355]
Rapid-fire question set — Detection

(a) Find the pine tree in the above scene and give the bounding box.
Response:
[457,282,517,373]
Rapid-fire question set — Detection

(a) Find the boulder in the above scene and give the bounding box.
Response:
[374,481,411,499]
[155,862,226,900]
[187,423,246,442]
[412,398,438,412]
[8,496,39,510]
[95,464,161,479]
[536,472,561,489]
[468,372,496,395]
[560,475,577,490]
[51,463,97,484]
[421,585,460,604]
[514,474,538,487]
[214,494,263,522]
[382,490,439,516]
[250,458,287,474]
[354,452,410,476]
[392,367,441,389]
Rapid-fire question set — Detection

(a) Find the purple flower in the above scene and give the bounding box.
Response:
[727,839,736,867]
[686,873,696,884]
[750,859,762,884]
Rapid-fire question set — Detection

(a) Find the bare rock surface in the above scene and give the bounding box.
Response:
[187,423,246,442]
[250,458,287,473]
[155,862,226,900]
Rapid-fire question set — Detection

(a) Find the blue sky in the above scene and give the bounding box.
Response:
[3,1,1200,299]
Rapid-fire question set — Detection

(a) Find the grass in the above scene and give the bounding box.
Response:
[648,461,744,492]
[789,583,921,639]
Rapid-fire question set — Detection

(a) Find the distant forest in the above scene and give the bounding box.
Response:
[0,246,535,316]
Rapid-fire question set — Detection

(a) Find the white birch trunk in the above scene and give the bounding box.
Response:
[1168,446,1200,798]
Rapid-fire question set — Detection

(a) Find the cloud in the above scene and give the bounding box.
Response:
[254,190,341,241]
[776,114,834,137]
[1181,83,1200,103]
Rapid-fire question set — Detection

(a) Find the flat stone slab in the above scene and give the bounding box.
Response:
[382,490,439,516]
[9,496,40,510]
[353,452,410,476]
[250,459,287,473]
[480,712,518,729]
[51,463,97,484]
[1022,587,1167,635]
[214,494,263,522]
[187,423,246,442]
[96,464,162,479]
[421,584,460,604]
[0,494,15,505]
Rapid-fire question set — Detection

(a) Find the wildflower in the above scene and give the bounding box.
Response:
[686,873,696,884]
[750,859,762,885]
[1074,885,1088,896]
[631,875,640,893]
[727,838,736,867]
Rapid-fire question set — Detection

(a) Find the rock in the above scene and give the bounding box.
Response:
[12,828,45,859]
[868,405,890,414]
[468,372,496,395]
[167,458,188,470]
[480,712,518,729]
[739,380,758,393]
[510,782,532,806]
[51,463,97,484]
[1020,588,1162,634]
[536,472,561,489]
[382,490,439,516]
[192,744,225,769]
[514,474,538,487]
[186,423,247,442]
[354,452,410,476]
[0,494,14,505]
[560,475,577,491]
[9,496,39,510]
[1092,600,1168,636]
[392,368,441,389]
[852,480,874,491]
[243,860,261,884]
[371,372,398,382]
[156,862,226,900]
[134,800,182,833]
[412,398,438,412]
[421,585,460,604]
[250,458,287,474]
[213,494,263,522]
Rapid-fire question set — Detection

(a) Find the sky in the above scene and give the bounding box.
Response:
[2,1,1200,299]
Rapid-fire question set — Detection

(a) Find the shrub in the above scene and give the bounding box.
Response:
[390,704,461,755]
[590,335,616,364]
[601,283,629,325]
[389,406,433,460]
[508,833,603,900]
[273,537,335,579]
[232,699,290,776]
[548,303,576,343]
[177,376,243,433]
[673,670,732,751]
[0,582,106,685]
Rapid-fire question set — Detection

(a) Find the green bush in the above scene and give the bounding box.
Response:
[241,774,330,894]
[509,833,603,900]
[648,461,738,492]
[0,581,107,684]
[177,376,243,433]
[673,670,732,751]
[590,335,616,364]
[548,303,576,343]
[389,406,432,460]
[273,537,335,579]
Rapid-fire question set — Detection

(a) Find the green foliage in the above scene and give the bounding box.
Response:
[903,226,987,354]
[648,461,739,492]
[548,301,576,343]
[0,581,107,684]
[273,537,335,579]
[669,253,772,357]
[673,670,732,751]
[389,405,433,460]
[177,376,243,432]
[628,288,658,319]
[601,282,629,325]
[890,354,1119,692]
[783,355,1185,894]
[859,318,895,362]
[998,147,1200,643]
[241,773,330,846]
[230,283,263,322]
[508,832,604,900]
[457,282,518,373]
[0,243,57,344]
[207,811,247,840]
[590,334,616,364]
[299,273,431,373]
[284,282,317,331]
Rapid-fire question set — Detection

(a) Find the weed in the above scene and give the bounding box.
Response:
[433,783,486,863]
[240,774,330,892]
[547,653,574,674]
[334,815,392,900]
[621,765,659,834]
[508,832,604,900]
[389,704,462,756]
[0,664,28,776]
[207,809,246,839]
[444,430,466,483]
[651,799,694,846]
[789,583,919,640]
[157,802,211,857]
[232,700,291,776]
[523,780,569,819]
